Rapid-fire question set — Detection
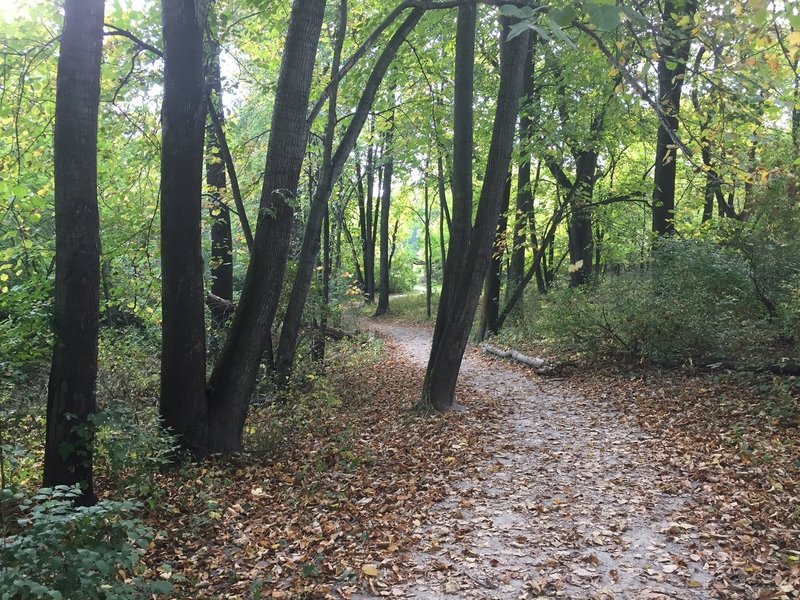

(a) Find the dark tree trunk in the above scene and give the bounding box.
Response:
[420,17,528,412]
[206,34,233,324]
[276,10,423,380]
[44,0,104,506]
[568,150,597,286]
[356,160,372,297]
[424,176,433,319]
[508,35,537,312]
[365,144,377,302]
[206,0,326,453]
[437,155,449,270]
[375,112,396,317]
[159,0,208,459]
[652,0,696,236]
[478,175,511,340]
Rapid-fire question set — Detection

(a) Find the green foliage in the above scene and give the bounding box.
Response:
[0,485,172,599]
[526,239,774,365]
[92,407,178,505]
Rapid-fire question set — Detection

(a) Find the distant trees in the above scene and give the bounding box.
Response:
[43,0,105,505]
[26,0,800,479]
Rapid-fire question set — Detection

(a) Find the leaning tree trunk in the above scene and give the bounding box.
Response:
[275,9,423,380]
[425,3,476,381]
[421,17,528,412]
[206,0,326,453]
[375,111,396,317]
[652,0,696,237]
[44,0,104,506]
[159,0,209,459]
[206,32,233,324]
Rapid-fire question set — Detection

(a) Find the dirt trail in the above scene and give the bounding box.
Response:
[359,318,714,600]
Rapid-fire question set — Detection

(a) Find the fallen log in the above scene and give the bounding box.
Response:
[479,343,573,376]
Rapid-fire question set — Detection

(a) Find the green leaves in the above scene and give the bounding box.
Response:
[584,3,621,31]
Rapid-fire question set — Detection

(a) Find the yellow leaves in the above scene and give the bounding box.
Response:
[608,67,619,79]
[361,564,379,577]
[789,31,800,49]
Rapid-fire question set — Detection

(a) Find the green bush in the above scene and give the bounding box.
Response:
[92,406,178,504]
[0,485,172,599]
[528,238,773,365]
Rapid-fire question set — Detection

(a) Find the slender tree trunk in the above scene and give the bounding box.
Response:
[652,0,696,236]
[478,175,510,340]
[206,0,326,453]
[159,0,208,459]
[277,10,423,378]
[508,35,535,312]
[365,144,377,302]
[44,0,104,506]
[375,111,395,316]
[437,155,448,271]
[421,17,528,412]
[206,34,233,323]
[424,178,432,319]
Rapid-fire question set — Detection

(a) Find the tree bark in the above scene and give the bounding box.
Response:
[568,150,597,286]
[206,0,326,453]
[420,17,528,412]
[477,174,510,340]
[652,0,697,237]
[375,110,396,317]
[159,0,208,459]
[44,0,104,506]
[508,34,535,307]
[206,32,233,324]
[425,3,476,385]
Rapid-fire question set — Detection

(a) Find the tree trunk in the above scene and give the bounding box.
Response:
[437,155,448,271]
[652,0,696,237]
[276,10,423,380]
[424,177,432,319]
[375,113,396,316]
[206,34,233,324]
[508,34,535,292]
[44,0,104,506]
[206,0,326,453]
[568,150,597,286]
[420,17,528,412]
[478,175,511,340]
[365,144,377,302]
[159,0,208,459]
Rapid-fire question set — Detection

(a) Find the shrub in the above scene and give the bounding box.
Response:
[0,485,172,599]
[528,238,773,365]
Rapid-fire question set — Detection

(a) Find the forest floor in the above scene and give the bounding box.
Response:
[145,314,799,599]
[353,317,799,600]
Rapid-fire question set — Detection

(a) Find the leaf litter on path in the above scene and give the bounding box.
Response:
[143,318,798,599]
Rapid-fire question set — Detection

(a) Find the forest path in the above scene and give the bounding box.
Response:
[357,317,714,600]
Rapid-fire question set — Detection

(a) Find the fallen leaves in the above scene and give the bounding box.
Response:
[139,328,502,598]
